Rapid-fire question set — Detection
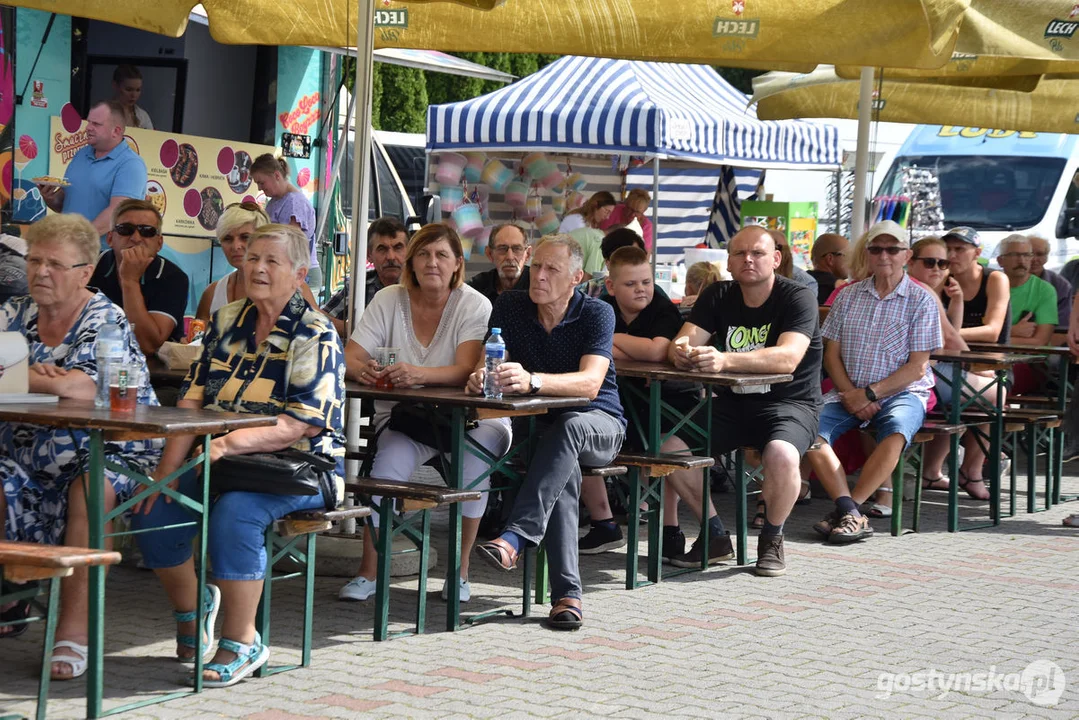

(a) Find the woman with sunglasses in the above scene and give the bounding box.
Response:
[0,214,161,677]
[250,155,321,294]
[195,204,318,320]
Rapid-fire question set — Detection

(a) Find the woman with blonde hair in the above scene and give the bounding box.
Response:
[558,190,617,233]
[681,261,723,310]
[196,203,318,320]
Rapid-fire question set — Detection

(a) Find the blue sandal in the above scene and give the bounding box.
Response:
[174,583,220,664]
[192,632,270,689]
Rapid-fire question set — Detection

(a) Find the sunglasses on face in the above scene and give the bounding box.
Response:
[113,223,158,238]
[867,245,905,256]
[913,257,950,269]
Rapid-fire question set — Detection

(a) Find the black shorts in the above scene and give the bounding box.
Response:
[620,383,708,452]
[710,396,820,457]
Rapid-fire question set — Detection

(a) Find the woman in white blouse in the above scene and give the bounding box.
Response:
[341,223,511,604]
[557,190,616,233]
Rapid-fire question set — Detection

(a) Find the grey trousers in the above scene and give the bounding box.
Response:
[505,410,625,602]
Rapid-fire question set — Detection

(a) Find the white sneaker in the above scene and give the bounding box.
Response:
[441,577,471,603]
[338,576,377,601]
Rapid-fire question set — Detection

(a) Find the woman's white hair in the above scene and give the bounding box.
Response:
[247,223,310,272]
[216,203,269,241]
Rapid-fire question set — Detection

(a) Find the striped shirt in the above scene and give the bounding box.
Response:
[821,274,942,407]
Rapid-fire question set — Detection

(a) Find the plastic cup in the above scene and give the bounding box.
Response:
[108,364,141,412]
[374,347,399,390]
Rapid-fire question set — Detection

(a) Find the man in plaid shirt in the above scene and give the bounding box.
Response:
[807,221,943,544]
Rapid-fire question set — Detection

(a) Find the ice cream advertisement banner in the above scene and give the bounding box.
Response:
[47,114,275,248]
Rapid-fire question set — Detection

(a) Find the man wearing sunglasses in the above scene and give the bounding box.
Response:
[467,223,532,304]
[807,220,942,544]
[808,233,850,305]
[89,199,189,354]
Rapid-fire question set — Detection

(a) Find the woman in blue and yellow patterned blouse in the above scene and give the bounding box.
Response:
[132,224,345,689]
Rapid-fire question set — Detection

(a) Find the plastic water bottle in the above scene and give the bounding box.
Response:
[95,310,124,408]
[483,328,506,399]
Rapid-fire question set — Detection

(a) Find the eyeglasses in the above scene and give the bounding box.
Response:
[113,223,159,238]
[227,201,262,212]
[26,257,90,273]
[913,257,950,270]
[999,252,1034,260]
[491,244,528,255]
[867,245,906,256]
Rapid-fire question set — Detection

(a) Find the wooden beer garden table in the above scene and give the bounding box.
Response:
[614,360,793,568]
[344,382,589,629]
[0,399,275,718]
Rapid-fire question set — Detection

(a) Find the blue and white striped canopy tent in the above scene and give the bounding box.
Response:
[427,56,840,168]
[427,56,839,261]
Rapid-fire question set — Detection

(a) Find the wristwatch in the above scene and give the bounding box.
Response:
[528,372,543,395]
[864,385,878,402]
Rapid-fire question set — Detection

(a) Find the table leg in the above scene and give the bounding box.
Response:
[35,577,60,720]
[445,408,465,632]
[734,450,747,566]
[193,435,210,691]
[87,429,105,719]
[990,372,1004,525]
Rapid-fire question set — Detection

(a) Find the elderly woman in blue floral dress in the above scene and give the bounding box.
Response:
[0,213,160,675]
[132,223,346,689]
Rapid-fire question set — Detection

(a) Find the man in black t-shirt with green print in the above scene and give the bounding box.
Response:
[670,225,822,577]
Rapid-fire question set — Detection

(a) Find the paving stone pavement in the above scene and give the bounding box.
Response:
[2,466,1077,719]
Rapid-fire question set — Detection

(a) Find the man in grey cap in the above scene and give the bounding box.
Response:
[941,226,1011,345]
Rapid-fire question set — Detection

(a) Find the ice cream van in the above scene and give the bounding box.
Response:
[877,125,1079,269]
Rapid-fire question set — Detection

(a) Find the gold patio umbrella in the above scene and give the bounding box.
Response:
[751,66,1079,136]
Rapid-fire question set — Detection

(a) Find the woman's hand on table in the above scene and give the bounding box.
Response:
[466,368,485,395]
[355,359,384,386]
[384,362,425,389]
[30,363,68,379]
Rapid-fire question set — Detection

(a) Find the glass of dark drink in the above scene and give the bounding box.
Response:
[374,347,399,390]
[108,364,140,412]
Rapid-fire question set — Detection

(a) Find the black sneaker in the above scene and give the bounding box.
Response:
[755,534,786,577]
[578,522,626,554]
[670,531,734,568]
[662,526,687,563]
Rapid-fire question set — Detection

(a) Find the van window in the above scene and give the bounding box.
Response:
[340,140,380,221]
[374,146,404,220]
[879,155,1067,231]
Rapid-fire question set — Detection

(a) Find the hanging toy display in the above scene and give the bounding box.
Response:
[440,184,465,212]
[522,186,543,221]
[463,152,487,183]
[481,158,514,192]
[434,152,467,186]
[536,205,560,235]
[505,178,530,209]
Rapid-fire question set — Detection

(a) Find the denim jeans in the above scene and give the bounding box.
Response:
[132,467,326,581]
[818,391,926,450]
[504,410,624,602]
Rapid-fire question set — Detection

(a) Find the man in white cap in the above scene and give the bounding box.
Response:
[806,220,943,544]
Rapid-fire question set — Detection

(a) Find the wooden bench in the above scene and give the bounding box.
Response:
[614,453,715,588]
[892,422,970,536]
[255,505,371,678]
[0,542,121,720]
[346,478,482,641]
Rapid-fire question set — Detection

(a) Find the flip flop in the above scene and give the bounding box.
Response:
[921,476,950,491]
[866,503,893,519]
[0,599,31,639]
[958,470,990,501]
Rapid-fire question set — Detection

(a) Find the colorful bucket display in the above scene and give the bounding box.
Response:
[481,158,514,192]
[566,190,586,211]
[474,225,494,253]
[460,235,475,261]
[440,184,465,211]
[564,172,587,191]
[521,152,549,179]
[463,152,487,183]
[552,193,566,215]
[434,152,467,186]
[536,207,560,234]
[523,194,543,219]
[540,167,565,190]
[505,180,529,208]
[451,203,485,239]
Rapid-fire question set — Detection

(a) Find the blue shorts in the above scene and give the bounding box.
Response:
[817,391,926,450]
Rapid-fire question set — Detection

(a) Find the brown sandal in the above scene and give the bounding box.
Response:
[477,537,518,571]
[544,598,582,631]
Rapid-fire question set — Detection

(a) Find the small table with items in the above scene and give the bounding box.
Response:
[0,399,274,718]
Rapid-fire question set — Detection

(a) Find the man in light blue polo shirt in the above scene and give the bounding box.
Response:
[39,100,146,238]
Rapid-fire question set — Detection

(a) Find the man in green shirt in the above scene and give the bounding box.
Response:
[997,234,1058,346]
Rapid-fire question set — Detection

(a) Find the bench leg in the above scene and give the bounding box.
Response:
[520,546,533,618]
[1045,426,1055,512]
[947,433,960,533]
[417,510,431,636]
[1006,431,1017,518]
[534,545,549,606]
[301,532,316,667]
[35,578,60,720]
[912,444,924,533]
[647,476,664,586]
[373,505,393,642]
[254,528,274,677]
[734,450,748,566]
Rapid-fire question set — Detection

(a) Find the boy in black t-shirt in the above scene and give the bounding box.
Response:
[587,246,732,566]
[671,226,822,577]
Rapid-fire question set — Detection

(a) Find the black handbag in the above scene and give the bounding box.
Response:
[387,404,475,451]
[211,449,337,510]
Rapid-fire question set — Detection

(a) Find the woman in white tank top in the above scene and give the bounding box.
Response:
[196,203,319,319]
